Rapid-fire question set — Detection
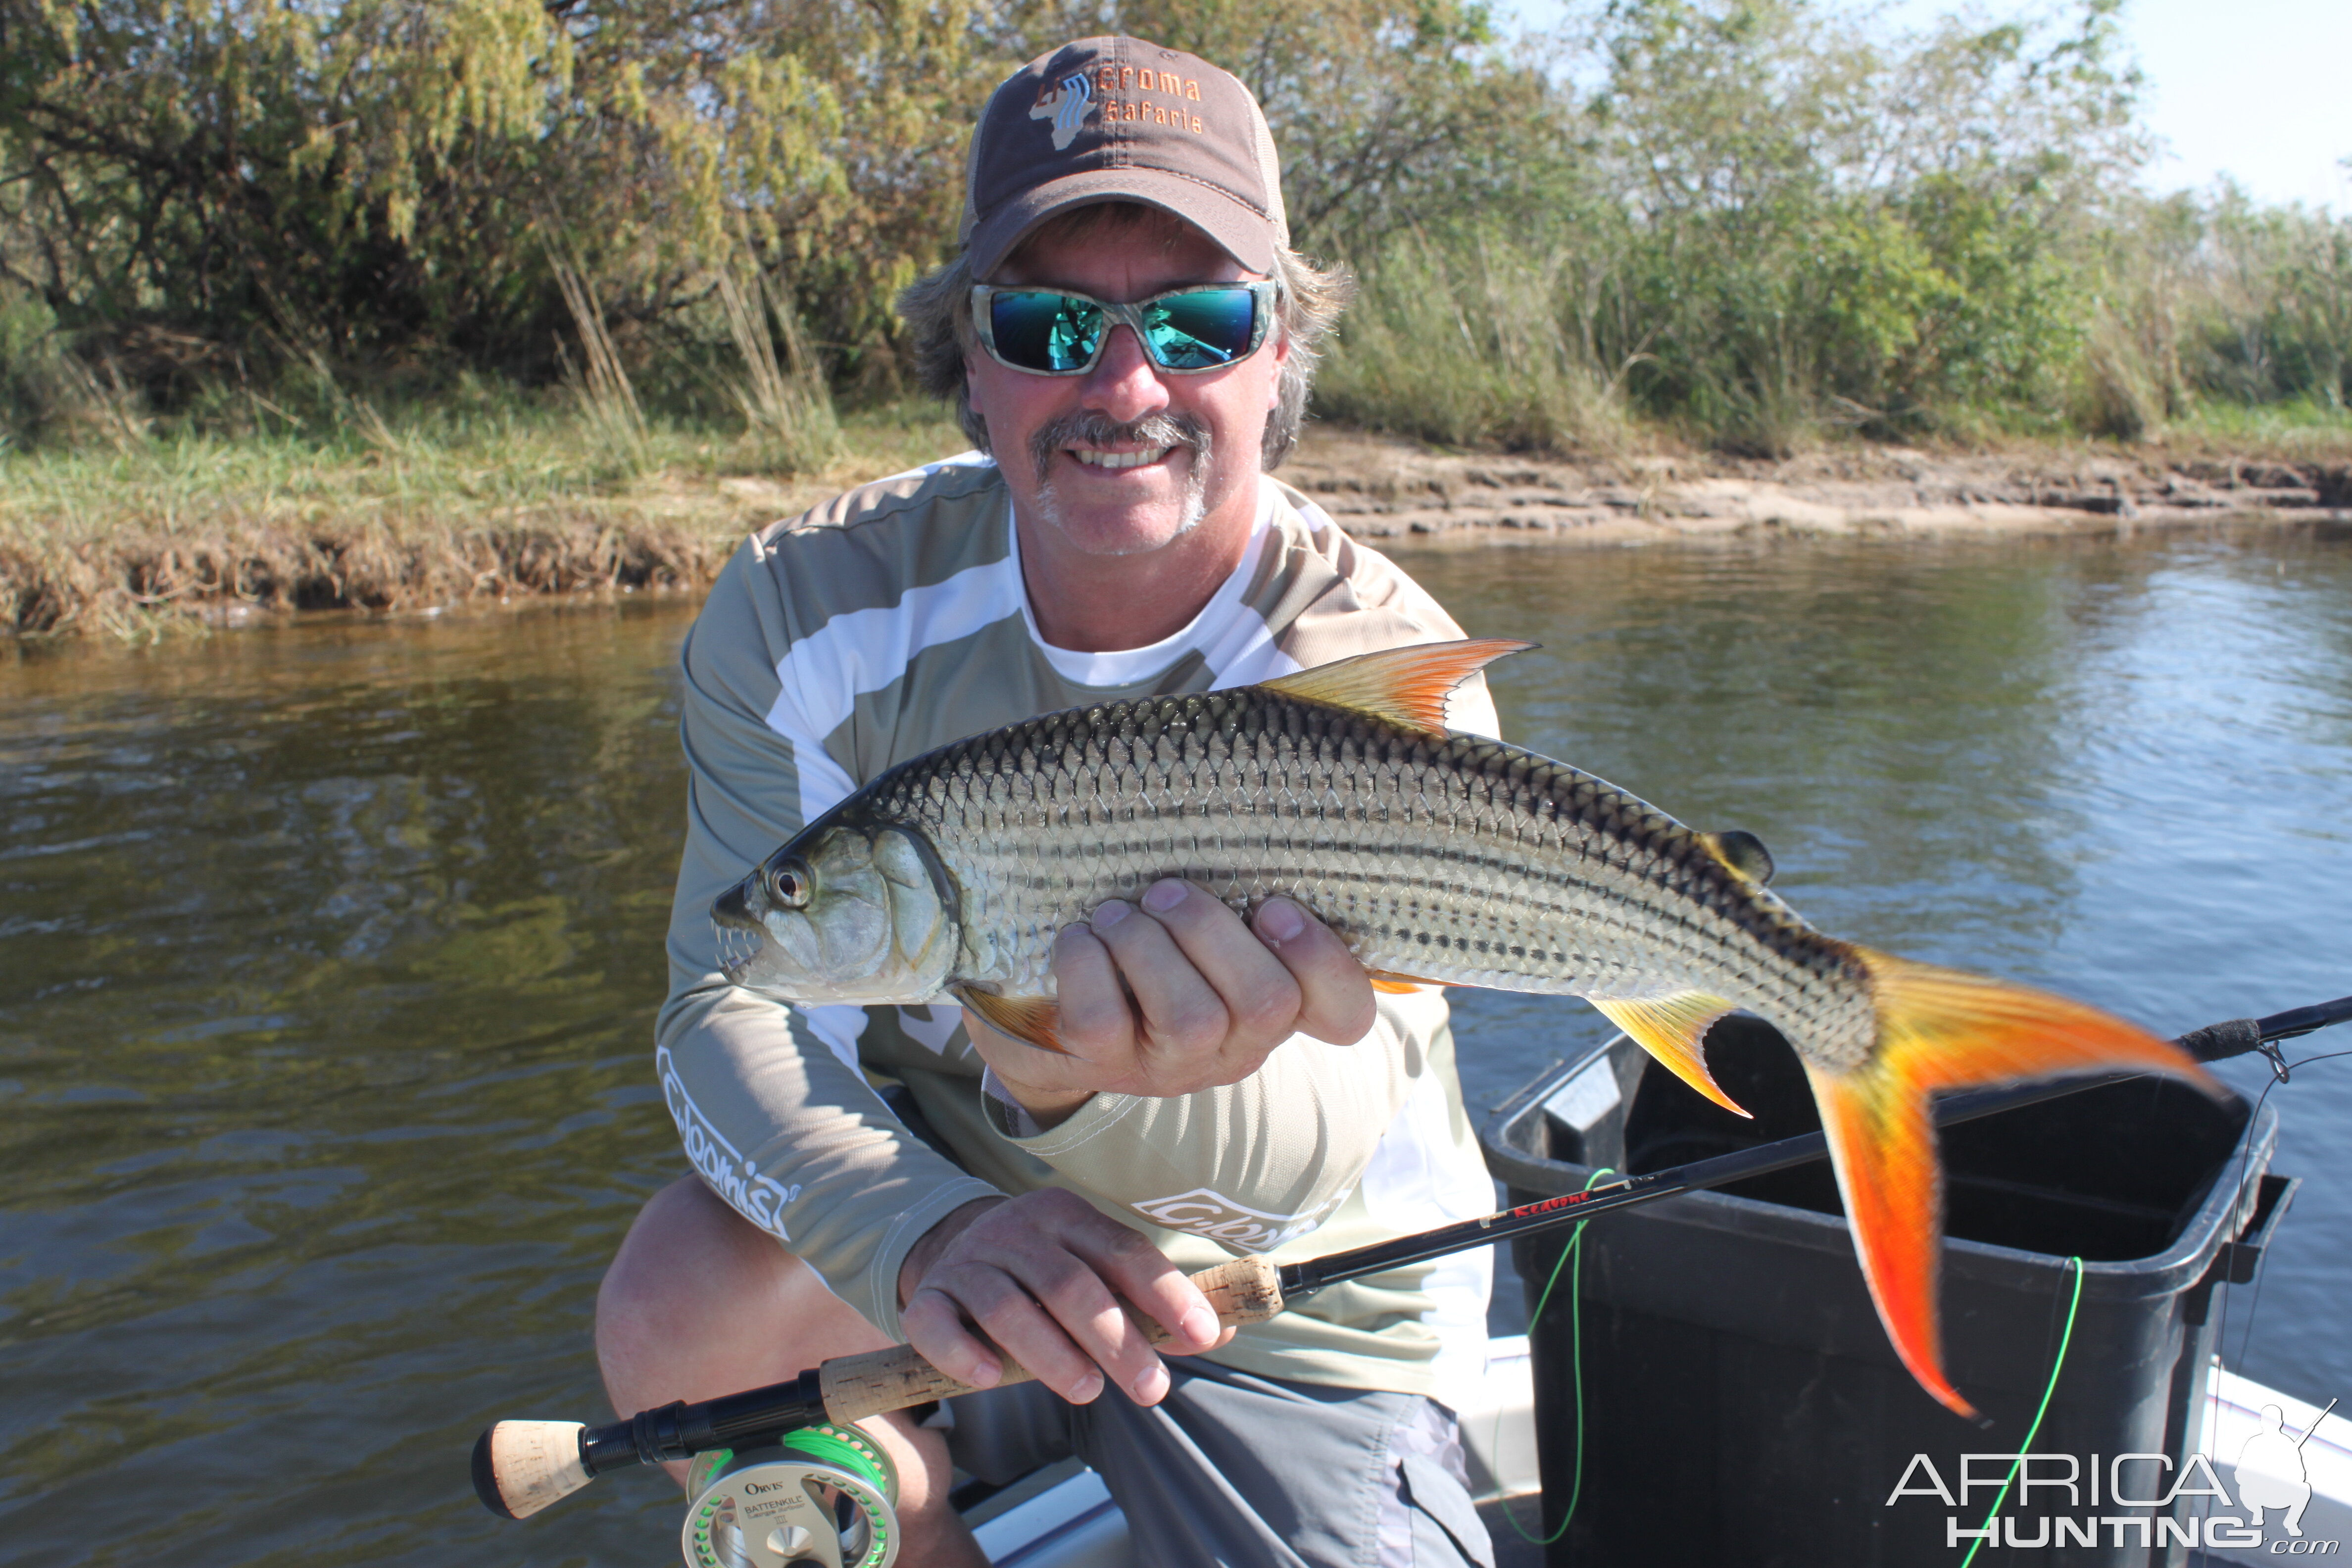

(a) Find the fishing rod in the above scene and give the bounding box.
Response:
[1290,992,2348,1293]
[474,993,2351,1552]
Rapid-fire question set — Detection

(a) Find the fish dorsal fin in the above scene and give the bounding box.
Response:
[1705,830,1775,886]
[1590,992,1751,1118]
[953,985,1066,1055]
[1260,638,1535,735]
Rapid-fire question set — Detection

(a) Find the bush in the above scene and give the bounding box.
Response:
[0,0,2344,457]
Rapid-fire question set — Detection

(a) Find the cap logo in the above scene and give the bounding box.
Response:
[1084,64,1208,135]
[1029,72,1094,150]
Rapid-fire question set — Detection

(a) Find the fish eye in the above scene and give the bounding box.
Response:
[766,863,811,909]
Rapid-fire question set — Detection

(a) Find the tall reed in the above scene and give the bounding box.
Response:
[1318,230,1629,453]
[717,261,841,475]
[549,247,650,473]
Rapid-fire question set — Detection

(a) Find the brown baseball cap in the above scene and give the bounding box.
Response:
[959,37,1290,279]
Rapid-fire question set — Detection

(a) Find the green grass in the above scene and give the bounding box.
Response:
[5,365,2345,641]
[2151,396,2352,458]
[0,394,970,637]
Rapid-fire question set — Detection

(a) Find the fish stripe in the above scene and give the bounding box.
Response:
[834,685,1875,1064]
[731,642,2219,1418]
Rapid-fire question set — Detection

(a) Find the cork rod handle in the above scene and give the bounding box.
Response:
[818,1255,1286,1424]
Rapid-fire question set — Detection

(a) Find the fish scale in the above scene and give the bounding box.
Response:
[713,637,2213,1419]
[843,683,1871,1060]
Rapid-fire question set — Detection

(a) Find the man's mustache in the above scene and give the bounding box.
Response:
[1029,411,1210,474]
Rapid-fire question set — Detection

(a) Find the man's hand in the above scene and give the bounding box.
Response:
[966,880,1377,1125]
[897,1189,1232,1406]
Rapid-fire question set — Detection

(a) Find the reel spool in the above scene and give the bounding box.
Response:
[681,1423,898,1568]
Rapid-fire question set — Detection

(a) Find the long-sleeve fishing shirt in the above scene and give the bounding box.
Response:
[658,453,1500,1401]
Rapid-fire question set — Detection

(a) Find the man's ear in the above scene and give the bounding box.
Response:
[1265,330,1290,410]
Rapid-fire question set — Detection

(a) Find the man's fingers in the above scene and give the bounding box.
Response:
[1073,1221,1224,1357]
[908,1267,1106,1403]
[1090,891,1231,1052]
[898,1285,1007,1390]
[897,1191,1207,1407]
[1006,1244,1169,1403]
[1251,896,1377,1044]
[1050,922,1138,1059]
[1135,880,1302,1047]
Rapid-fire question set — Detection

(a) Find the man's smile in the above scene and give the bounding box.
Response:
[1069,446,1174,470]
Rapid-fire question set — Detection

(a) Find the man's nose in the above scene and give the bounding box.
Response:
[1077,324,1172,425]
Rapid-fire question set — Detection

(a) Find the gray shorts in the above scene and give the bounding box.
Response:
[942,1356,1496,1568]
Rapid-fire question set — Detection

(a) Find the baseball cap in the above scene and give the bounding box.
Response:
[959,37,1290,279]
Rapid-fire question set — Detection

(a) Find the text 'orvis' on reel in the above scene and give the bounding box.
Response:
[681,1424,897,1568]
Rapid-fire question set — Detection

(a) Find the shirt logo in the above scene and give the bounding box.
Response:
[1131,1187,1333,1253]
[1029,73,1093,150]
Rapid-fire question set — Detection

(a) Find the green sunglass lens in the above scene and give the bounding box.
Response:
[990,292,1103,373]
[1143,289,1259,369]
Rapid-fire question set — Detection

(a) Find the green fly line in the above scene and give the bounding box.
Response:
[1958,1256,2085,1568]
[1498,1166,1616,1546]
[684,1422,898,1568]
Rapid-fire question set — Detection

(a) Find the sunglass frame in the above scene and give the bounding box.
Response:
[969,281,1278,377]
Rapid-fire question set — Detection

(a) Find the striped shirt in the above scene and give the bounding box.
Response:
[658,453,1498,1399]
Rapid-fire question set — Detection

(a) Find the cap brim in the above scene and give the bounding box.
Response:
[967,168,1278,280]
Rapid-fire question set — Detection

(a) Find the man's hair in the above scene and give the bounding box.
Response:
[899,202,1353,469]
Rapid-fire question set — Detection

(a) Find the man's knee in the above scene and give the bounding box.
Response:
[596,1174,888,1412]
[600,1176,772,1334]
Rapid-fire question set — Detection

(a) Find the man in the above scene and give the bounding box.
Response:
[597,37,1501,1567]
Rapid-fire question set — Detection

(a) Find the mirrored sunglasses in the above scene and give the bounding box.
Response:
[971,282,1277,376]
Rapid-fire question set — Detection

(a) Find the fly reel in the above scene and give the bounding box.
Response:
[681,1424,898,1568]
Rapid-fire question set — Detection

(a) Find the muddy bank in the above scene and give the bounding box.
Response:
[1282,430,2352,544]
[0,486,803,638]
[9,430,2350,637]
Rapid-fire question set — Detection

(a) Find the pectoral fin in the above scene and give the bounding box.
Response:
[952,986,1066,1055]
[1368,969,1448,994]
[1591,993,1749,1117]
[1260,638,1534,735]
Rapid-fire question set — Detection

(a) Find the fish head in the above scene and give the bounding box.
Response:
[712,824,958,1004]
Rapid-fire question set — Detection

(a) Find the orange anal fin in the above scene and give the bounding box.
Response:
[1806,1060,1977,1421]
[1591,993,1749,1118]
[1368,969,1447,994]
[1259,638,1534,735]
[953,987,1066,1055]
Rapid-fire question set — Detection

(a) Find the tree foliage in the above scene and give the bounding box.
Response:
[0,0,1540,394]
[0,0,2344,451]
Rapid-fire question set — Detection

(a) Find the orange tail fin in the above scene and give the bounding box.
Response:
[1806,950,2221,1420]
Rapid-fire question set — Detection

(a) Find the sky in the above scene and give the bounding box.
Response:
[1504,0,2352,213]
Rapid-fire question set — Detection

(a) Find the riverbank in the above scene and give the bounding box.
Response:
[5,412,2348,637]
[1286,429,2352,545]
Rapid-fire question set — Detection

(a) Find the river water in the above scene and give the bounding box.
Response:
[2,520,2348,1565]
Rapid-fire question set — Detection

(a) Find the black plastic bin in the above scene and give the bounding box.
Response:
[1479,1017,2295,1568]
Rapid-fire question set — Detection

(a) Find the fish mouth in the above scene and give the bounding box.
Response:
[711,878,765,982]
[713,877,760,932]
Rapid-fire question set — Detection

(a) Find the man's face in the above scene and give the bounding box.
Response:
[966,210,1287,559]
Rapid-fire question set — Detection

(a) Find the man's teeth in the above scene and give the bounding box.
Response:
[1071,447,1171,470]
